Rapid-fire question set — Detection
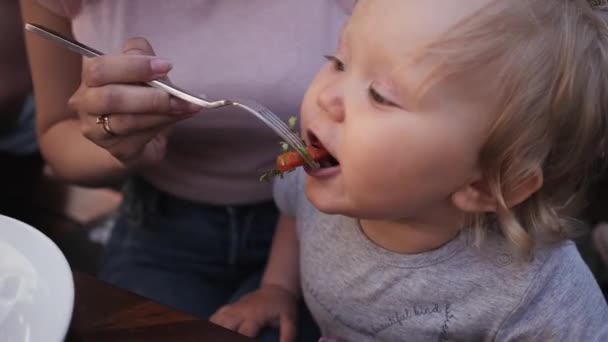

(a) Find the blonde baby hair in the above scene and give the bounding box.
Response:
[412,0,608,257]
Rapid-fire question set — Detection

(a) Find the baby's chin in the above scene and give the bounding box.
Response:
[305,185,348,215]
[305,184,407,220]
[304,185,365,217]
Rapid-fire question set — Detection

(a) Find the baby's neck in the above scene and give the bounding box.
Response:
[359,219,461,254]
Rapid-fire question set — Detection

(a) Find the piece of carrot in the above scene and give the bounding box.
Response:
[276,146,330,173]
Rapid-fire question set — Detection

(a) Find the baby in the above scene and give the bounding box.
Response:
[212,0,608,340]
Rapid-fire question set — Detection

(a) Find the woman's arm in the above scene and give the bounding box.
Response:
[211,214,301,341]
[262,214,301,297]
[20,0,128,186]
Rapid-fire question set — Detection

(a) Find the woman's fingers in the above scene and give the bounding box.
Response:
[122,37,157,56]
[64,36,192,167]
[279,314,297,342]
[74,83,199,115]
[102,127,167,163]
[237,320,263,338]
[81,111,189,142]
[82,36,167,87]
[210,307,245,332]
[83,54,172,87]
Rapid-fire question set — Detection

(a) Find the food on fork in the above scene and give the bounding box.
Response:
[259,117,338,182]
[276,145,331,173]
[260,145,334,182]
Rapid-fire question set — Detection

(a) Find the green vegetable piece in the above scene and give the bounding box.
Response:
[259,169,282,182]
[288,116,298,132]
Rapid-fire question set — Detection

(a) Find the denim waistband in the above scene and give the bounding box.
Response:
[118,177,278,266]
[122,177,276,221]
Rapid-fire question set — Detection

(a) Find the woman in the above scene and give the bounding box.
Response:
[20,0,352,339]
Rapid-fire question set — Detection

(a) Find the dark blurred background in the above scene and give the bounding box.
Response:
[0,0,120,275]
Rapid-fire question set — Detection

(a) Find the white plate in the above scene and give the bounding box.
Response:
[0,214,74,342]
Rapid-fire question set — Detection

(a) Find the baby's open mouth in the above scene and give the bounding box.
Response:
[258,126,340,182]
[307,130,340,169]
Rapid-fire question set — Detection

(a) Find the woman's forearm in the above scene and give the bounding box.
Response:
[40,119,130,186]
[262,214,301,297]
[21,0,130,187]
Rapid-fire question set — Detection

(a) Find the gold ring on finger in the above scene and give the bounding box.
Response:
[95,114,117,137]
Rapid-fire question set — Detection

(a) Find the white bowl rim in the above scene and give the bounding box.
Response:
[0,214,75,341]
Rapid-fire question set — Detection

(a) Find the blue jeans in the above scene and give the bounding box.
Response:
[99,178,319,341]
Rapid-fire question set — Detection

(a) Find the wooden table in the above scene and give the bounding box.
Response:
[66,272,254,342]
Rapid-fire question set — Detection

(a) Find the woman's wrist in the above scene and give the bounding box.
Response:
[40,120,134,187]
[260,280,301,299]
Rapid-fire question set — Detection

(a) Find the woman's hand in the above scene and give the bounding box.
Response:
[210,284,298,342]
[68,37,200,168]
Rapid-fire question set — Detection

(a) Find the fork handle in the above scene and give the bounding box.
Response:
[24,23,230,109]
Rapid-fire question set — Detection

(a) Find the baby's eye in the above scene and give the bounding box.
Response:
[369,87,397,107]
[324,55,345,72]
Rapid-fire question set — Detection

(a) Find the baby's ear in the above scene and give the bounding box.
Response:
[451,178,497,213]
[451,168,543,213]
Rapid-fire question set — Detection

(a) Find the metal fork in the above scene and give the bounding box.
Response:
[25,23,318,168]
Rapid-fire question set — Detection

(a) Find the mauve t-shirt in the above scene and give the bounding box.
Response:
[37,0,353,205]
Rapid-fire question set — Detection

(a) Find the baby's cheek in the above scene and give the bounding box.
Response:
[300,87,319,122]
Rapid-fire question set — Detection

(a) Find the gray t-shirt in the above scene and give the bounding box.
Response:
[274,170,608,341]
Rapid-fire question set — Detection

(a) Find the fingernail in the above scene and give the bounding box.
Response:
[150,59,173,74]
[170,98,200,113]
[124,48,145,55]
